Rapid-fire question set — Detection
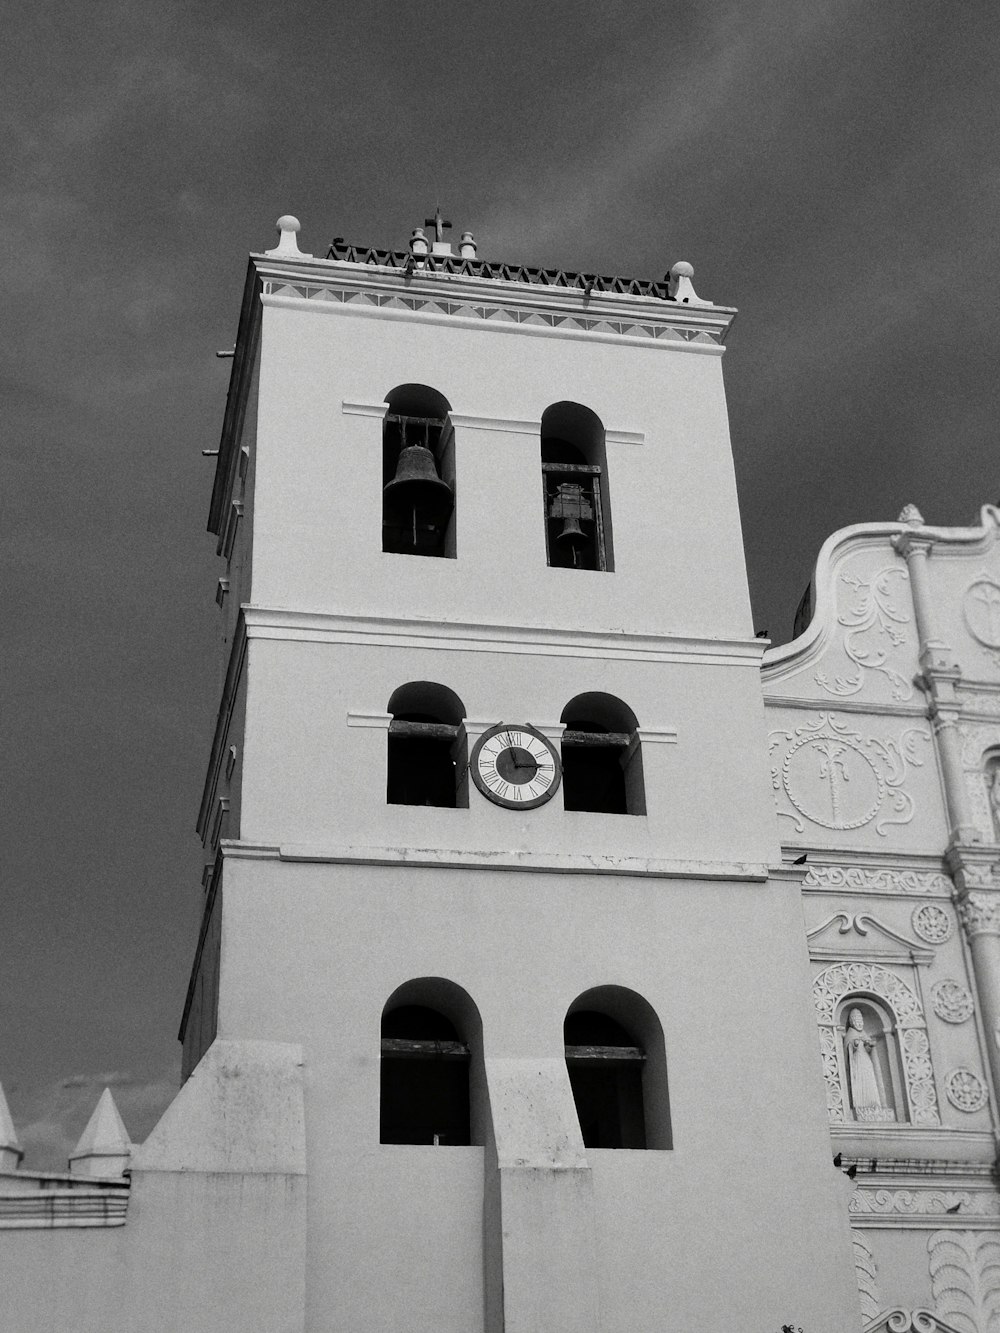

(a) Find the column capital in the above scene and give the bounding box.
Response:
[958,890,1000,937]
[891,531,935,559]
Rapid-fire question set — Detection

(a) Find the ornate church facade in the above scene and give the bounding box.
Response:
[2,215,999,1332]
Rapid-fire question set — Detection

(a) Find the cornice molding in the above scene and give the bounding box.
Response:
[241,605,766,666]
[220,839,771,882]
[764,693,928,719]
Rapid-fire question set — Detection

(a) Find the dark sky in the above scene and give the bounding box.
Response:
[4,1,999,1167]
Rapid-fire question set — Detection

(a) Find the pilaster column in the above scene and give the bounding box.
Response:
[892,532,954,674]
[934,709,981,845]
[956,882,1000,1119]
[893,528,977,843]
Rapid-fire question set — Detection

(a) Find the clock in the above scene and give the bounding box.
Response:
[470,723,562,809]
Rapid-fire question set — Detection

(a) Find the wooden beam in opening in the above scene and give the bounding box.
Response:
[561,731,630,747]
[564,1044,645,1062]
[388,721,460,741]
[380,1038,470,1060]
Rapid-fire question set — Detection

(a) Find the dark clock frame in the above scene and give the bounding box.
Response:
[469,722,562,810]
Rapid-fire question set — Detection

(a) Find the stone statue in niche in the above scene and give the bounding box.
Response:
[844,1008,895,1122]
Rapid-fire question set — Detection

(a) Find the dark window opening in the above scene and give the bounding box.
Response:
[386,683,467,808]
[382,412,454,557]
[387,713,460,807]
[380,1004,471,1145]
[562,718,630,813]
[560,693,644,815]
[540,402,612,572]
[565,1010,646,1149]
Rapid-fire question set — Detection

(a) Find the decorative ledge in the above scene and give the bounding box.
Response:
[242,606,766,667]
[221,839,771,881]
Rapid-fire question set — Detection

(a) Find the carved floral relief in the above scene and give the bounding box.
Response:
[944,1069,989,1114]
[853,1231,880,1324]
[815,565,914,702]
[930,981,975,1024]
[770,713,930,837]
[927,1229,1000,1332]
[804,866,953,896]
[912,904,955,944]
[851,1190,1000,1219]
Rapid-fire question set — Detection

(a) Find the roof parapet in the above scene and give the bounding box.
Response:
[259,213,723,309]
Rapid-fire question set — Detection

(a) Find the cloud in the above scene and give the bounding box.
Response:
[13,1067,180,1171]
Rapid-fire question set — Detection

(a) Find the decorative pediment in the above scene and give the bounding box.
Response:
[863,1310,965,1333]
[807,912,935,965]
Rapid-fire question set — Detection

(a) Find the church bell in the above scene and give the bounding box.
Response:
[548,481,592,567]
[382,443,454,554]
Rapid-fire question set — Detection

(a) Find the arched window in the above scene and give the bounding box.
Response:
[387,683,467,808]
[379,980,483,1146]
[836,996,906,1124]
[540,402,613,571]
[560,693,644,815]
[564,986,670,1149]
[382,384,455,558]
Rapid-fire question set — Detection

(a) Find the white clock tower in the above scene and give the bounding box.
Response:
[178,213,862,1332]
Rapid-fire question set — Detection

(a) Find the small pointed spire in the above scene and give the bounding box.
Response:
[264,215,312,260]
[69,1088,131,1178]
[667,261,711,306]
[897,503,925,526]
[0,1081,23,1171]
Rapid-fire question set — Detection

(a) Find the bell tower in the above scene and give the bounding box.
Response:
[184,214,862,1331]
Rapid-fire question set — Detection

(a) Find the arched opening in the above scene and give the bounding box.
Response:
[560,693,644,815]
[540,402,613,571]
[382,384,455,558]
[565,986,670,1149]
[387,682,467,808]
[984,749,1000,842]
[837,996,905,1124]
[380,979,483,1145]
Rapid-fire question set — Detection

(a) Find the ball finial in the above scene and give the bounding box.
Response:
[264,215,311,259]
[667,261,709,306]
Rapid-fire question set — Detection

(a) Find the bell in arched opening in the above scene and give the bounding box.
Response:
[382,424,454,556]
[548,480,593,568]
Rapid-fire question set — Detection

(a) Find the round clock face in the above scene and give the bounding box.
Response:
[470,723,561,809]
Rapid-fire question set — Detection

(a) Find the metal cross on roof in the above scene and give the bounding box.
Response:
[424,206,452,244]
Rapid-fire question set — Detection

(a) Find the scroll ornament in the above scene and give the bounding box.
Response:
[770,713,929,836]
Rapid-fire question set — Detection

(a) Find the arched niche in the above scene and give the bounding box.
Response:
[564,985,671,1150]
[560,693,644,815]
[382,384,456,558]
[380,978,484,1146]
[812,962,940,1126]
[984,748,1000,842]
[386,682,468,808]
[540,401,613,572]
